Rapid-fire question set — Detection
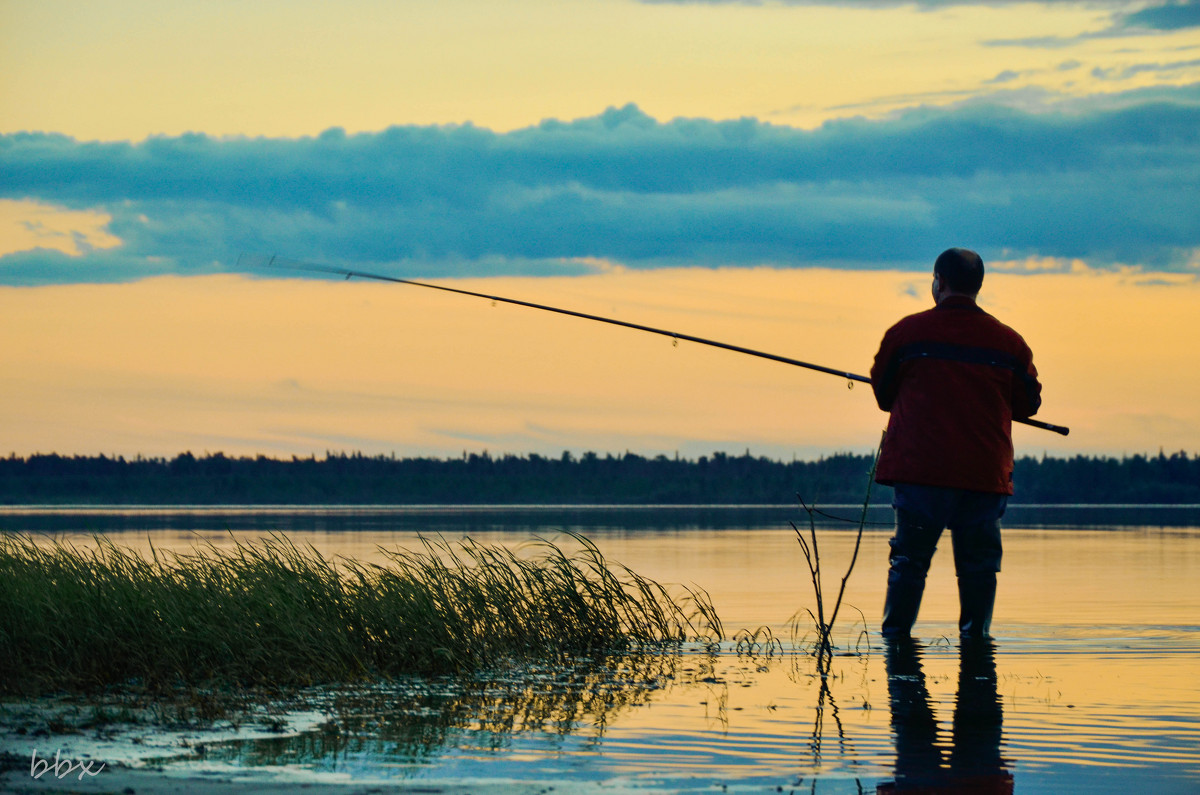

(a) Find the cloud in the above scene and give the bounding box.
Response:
[1092,57,1200,81]
[985,0,1200,46]
[645,0,1200,41]
[0,199,122,257]
[642,0,1195,17]
[1,87,1198,285]
[985,70,1026,85]
[1121,1,1200,32]
[641,1,1136,7]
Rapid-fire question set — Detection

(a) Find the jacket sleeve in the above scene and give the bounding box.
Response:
[1011,344,1042,420]
[871,326,901,411]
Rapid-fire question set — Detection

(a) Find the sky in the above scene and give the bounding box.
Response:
[2,0,1198,462]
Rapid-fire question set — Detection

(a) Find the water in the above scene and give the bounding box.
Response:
[3,506,1199,793]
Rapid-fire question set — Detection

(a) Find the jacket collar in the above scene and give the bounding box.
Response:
[935,295,984,312]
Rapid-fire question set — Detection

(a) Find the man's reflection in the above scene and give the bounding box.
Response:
[877,639,1013,794]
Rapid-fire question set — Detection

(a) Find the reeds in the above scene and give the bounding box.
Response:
[0,531,721,695]
[790,432,884,675]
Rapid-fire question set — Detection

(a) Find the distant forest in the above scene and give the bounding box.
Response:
[2,449,1199,505]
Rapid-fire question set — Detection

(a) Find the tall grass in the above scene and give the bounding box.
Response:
[0,532,721,694]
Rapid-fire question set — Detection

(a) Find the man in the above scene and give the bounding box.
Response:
[871,248,1042,640]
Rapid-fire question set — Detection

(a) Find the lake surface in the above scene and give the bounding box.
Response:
[3,506,1199,793]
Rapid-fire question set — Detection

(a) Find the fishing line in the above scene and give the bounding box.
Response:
[242,254,1069,436]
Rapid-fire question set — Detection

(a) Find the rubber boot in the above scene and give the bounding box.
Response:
[882,510,938,639]
[957,572,997,640]
[882,570,926,639]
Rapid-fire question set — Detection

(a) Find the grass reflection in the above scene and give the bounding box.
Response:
[159,651,713,773]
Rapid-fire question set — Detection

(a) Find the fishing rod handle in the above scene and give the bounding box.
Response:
[1016,417,1070,436]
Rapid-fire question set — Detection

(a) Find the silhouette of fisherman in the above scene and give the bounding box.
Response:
[871,248,1042,640]
[877,639,1013,794]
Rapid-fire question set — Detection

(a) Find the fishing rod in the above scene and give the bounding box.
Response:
[247,255,1070,436]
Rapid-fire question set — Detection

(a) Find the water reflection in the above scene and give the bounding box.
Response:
[7,503,1200,539]
[180,652,705,775]
[878,639,1012,794]
[7,517,1199,791]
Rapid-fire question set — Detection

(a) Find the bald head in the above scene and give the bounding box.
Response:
[934,248,984,297]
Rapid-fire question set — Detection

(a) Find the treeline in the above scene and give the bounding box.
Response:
[1,450,1198,505]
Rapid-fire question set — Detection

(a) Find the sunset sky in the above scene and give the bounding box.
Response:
[2,0,1198,462]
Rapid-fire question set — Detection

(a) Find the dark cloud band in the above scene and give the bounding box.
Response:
[2,86,1198,285]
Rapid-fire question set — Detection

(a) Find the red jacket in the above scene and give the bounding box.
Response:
[871,296,1041,495]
